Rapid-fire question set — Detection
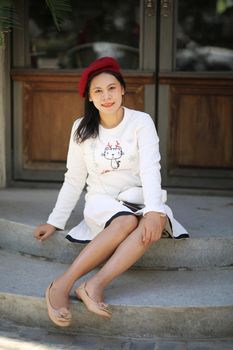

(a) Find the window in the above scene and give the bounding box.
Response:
[29,0,140,69]
[176,0,233,71]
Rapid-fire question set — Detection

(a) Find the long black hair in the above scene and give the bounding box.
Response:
[74,70,126,143]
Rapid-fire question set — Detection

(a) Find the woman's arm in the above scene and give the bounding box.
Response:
[137,113,166,243]
[137,113,165,215]
[34,119,87,241]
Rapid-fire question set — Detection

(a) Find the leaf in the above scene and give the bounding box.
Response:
[0,0,21,32]
[0,0,72,47]
[45,0,72,31]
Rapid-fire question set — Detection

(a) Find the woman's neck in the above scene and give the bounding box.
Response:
[99,107,124,129]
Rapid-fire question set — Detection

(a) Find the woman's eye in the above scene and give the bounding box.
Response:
[109,86,116,90]
[94,89,101,94]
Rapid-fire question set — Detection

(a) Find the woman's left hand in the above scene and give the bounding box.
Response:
[142,211,166,245]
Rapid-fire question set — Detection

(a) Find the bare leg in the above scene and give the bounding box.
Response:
[49,215,138,309]
[84,216,166,301]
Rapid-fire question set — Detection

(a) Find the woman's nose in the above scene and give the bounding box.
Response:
[102,90,111,100]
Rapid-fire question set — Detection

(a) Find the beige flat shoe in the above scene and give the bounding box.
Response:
[75,283,112,319]
[45,282,71,327]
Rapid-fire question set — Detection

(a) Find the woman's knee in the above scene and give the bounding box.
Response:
[111,215,138,237]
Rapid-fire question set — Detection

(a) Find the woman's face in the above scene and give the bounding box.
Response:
[89,73,124,116]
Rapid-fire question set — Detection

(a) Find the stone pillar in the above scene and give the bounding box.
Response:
[0,45,6,187]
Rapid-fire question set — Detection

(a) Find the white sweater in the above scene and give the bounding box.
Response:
[47,107,166,230]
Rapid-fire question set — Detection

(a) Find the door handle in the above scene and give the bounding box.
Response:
[161,0,171,17]
[145,0,155,17]
[145,0,171,17]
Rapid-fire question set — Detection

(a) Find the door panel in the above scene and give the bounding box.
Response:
[159,75,233,189]
[170,85,233,169]
[24,85,83,166]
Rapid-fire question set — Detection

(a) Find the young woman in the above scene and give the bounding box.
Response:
[34,57,188,327]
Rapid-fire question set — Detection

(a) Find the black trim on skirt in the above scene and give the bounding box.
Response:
[104,210,137,229]
[65,235,91,244]
[65,210,189,243]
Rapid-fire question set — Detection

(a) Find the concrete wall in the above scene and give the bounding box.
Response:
[0,45,7,188]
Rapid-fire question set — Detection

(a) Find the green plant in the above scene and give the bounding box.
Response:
[45,0,71,30]
[0,0,71,47]
[0,0,20,46]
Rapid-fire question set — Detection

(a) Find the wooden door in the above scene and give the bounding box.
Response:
[11,0,158,182]
[158,0,233,190]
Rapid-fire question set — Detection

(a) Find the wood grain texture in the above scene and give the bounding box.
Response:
[169,85,233,170]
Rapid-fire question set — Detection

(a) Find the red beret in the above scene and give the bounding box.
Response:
[78,56,121,97]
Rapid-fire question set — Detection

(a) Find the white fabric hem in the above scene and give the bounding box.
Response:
[66,203,188,242]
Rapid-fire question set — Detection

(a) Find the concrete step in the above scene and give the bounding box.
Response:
[0,250,233,339]
[0,218,232,269]
[1,188,233,269]
[1,319,233,350]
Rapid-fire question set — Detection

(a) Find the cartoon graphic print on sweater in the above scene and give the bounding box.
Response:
[102,141,124,170]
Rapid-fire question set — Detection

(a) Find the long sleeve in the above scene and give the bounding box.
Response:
[137,114,166,215]
[47,119,87,229]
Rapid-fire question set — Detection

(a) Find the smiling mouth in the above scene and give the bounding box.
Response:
[101,102,115,108]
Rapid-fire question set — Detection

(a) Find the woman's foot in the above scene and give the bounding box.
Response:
[84,280,105,304]
[76,282,112,318]
[45,281,71,327]
[47,280,70,310]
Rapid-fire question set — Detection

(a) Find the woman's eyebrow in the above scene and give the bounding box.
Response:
[92,83,116,90]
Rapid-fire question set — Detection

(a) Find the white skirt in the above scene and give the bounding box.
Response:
[66,193,189,243]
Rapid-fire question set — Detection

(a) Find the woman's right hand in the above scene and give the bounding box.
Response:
[33,223,56,241]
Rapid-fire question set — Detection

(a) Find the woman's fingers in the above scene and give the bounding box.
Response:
[142,225,152,245]
[142,220,162,244]
[39,229,54,241]
[33,227,44,240]
[142,226,146,243]
[142,213,167,245]
[33,224,56,241]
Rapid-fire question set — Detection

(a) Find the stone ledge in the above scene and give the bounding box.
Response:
[0,218,232,269]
